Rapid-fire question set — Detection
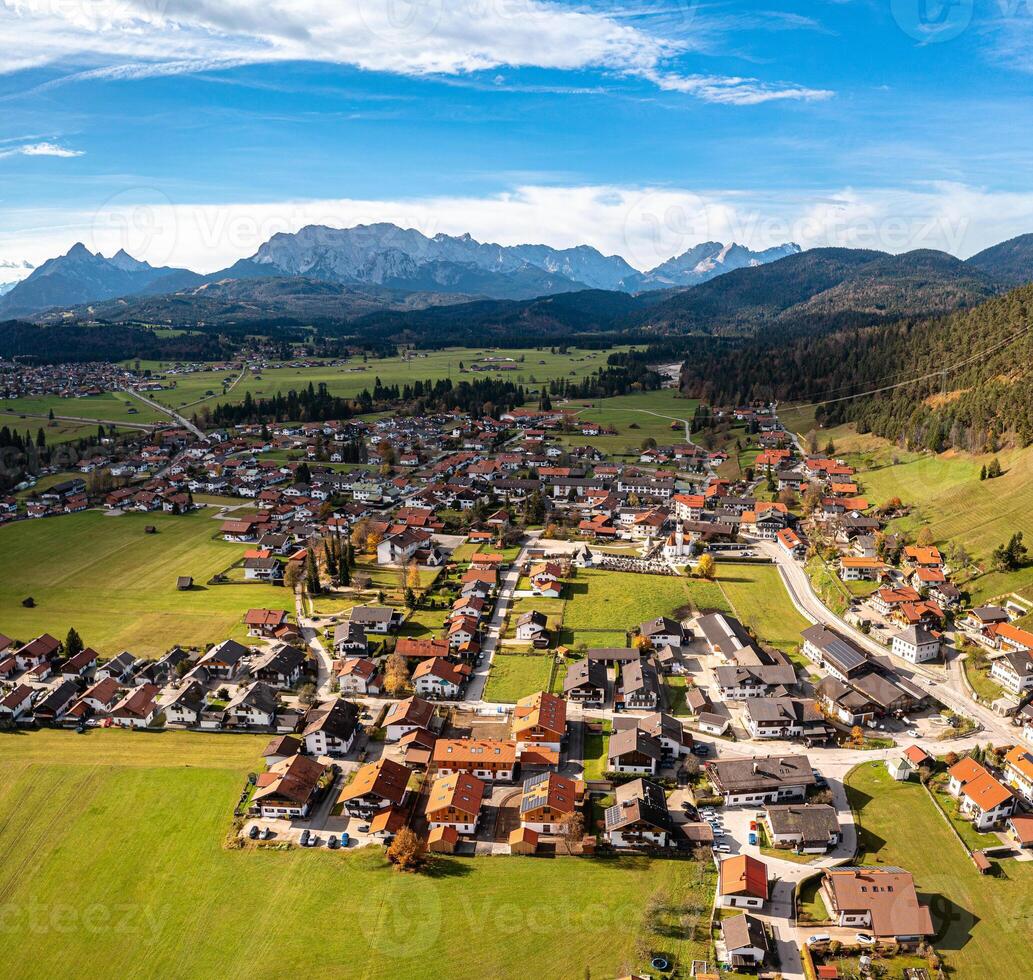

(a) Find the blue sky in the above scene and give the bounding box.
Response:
[2,0,1033,272]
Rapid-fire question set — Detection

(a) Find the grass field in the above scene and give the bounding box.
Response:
[0,509,287,656]
[0,391,165,425]
[554,389,700,457]
[563,568,730,635]
[582,721,612,780]
[483,654,554,703]
[0,729,715,979]
[0,415,137,448]
[786,420,1033,602]
[846,760,1033,978]
[717,563,811,664]
[144,347,631,415]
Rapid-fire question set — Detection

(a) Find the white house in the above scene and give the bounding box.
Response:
[891,625,939,665]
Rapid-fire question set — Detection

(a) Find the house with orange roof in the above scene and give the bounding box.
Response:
[1003,745,1033,803]
[947,757,1015,829]
[518,771,584,833]
[338,757,413,818]
[838,557,887,582]
[413,657,468,700]
[717,854,769,909]
[989,622,1033,655]
[512,690,567,754]
[776,527,805,560]
[426,772,486,834]
[433,739,517,781]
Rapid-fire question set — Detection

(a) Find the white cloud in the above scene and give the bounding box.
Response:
[641,69,834,105]
[0,0,830,104]
[0,140,83,159]
[2,180,1031,274]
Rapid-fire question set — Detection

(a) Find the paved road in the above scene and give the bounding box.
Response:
[758,538,1015,742]
[123,388,207,440]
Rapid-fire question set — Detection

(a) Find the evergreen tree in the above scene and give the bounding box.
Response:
[65,627,84,658]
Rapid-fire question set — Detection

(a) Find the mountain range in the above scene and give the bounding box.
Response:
[0,224,800,318]
[4,228,1033,346]
[0,258,35,297]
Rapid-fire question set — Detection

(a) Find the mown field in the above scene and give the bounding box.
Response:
[562,568,729,637]
[0,391,165,424]
[483,653,554,703]
[143,347,632,415]
[0,509,287,656]
[0,415,138,447]
[846,761,1033,979]
[717,562,812,663]
[555,389,699,457]
[0,729,714,980]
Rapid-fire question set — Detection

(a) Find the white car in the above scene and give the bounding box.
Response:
[855,933,876,946]
[713,843,731,853]
[806,934,831,947]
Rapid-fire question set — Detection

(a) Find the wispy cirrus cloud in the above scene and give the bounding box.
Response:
[0,140,83,159]
[0,0,833,106]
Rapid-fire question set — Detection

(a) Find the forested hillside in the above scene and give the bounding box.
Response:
[679,282,1033,452]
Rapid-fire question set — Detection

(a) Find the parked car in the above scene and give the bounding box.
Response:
[907,728,921,738]
[340,832,350,847]
[358,824,371,833]
[806,935,831,947]
[327,834,340,850]
[748,832,758,846]
[262,827,273,840]
[692,743,710,757]
[811,769,828,787]
[749,820,758,832]
[248,824,259,840]
[713,843,731,853]
[299,829,310,847]
[855,933,876,946]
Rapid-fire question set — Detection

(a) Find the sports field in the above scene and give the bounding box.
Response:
[846,760,1033,979]
[0,729,714,980]
[0,509,287,656]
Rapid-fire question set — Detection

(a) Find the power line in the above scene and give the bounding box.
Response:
[780,321,1033,413]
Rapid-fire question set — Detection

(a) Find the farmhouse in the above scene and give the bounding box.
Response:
[109,683,161,728]
[225,682,279,728]
[515,610,549,644]
[163,681,207,726]
[349,605,404,634]
[244,608,290,638]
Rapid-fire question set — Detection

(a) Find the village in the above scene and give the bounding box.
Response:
[2,368,1033,980]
